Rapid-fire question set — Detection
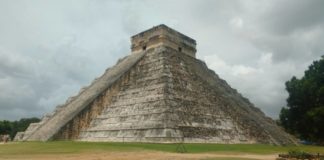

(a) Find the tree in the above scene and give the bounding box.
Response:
[280,56,324,144]
[0,120,11,134]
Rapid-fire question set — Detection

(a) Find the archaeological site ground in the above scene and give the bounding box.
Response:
[1,141,324,160]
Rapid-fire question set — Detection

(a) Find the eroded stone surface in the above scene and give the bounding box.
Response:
[19,24,296,145]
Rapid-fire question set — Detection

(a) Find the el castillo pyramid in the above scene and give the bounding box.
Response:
[15,24,296,145]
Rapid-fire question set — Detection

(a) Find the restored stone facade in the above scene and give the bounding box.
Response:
[17,24,296,145]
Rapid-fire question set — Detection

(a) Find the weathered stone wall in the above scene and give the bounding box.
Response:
[160,47,255,143]
[13,132,24,141]
[77,45,295,145]
[164,47,295,145]
[79,46,183,142]
[156,47,251,143]
[23,50,146,141]
[53,83,121,140]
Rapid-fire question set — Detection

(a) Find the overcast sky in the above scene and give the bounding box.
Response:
[0,0,323,120]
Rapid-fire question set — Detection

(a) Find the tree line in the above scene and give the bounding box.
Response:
[280,56,324,144]
[0,117,40,140]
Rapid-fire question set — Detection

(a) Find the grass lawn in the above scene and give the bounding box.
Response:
[0,141,323,156]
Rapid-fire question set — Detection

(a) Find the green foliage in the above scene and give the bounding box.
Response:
[0,117,40,139]
[288,149,314,159]
[280,56,324,143]
[0,120,11,135]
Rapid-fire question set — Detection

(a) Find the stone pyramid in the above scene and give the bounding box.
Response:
[17,24,296,145]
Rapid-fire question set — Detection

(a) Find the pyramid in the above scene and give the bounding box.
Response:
[17,25,296,145]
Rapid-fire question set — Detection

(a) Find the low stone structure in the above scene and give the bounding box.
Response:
[13,132,24,141]
[16,24,296,145]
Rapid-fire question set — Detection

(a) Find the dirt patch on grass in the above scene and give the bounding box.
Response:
[0,151,277,160]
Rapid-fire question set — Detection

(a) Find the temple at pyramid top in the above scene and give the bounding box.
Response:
[131,24,197,58]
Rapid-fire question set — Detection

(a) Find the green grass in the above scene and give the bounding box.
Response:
[0,141,323,156]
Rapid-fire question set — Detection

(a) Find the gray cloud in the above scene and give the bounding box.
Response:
[0,0,323,120]
[260,0,324,35]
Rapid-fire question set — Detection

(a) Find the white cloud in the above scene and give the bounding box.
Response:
[230,17,244,29]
